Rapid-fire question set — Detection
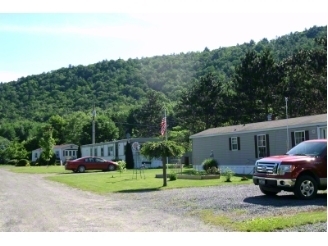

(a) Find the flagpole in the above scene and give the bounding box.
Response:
[164,107,168,165]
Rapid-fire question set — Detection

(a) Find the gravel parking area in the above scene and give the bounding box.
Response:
[0,168,326,232]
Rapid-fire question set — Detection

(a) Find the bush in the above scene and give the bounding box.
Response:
[202,158,218,172]
[169,171,177,181]
[16,159,30,167]
[206,166,220,175]
[37,153,57,165]
[166,163,183,169]
[117,160,126,174]
[7,159,18,165]
[223,167,235,182]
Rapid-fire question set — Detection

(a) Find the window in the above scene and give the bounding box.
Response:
[229,137,240,151]
[108,146,113,156]
[34,153,38,158]
[69,150,72,156]
[294,131,305,145]
[55,151,59,158]
[100,147,104,157]
[254,134,270,158]
[94,148,98,156]
[291,130,309,147]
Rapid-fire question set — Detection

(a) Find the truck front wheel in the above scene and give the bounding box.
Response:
[294,175,318,200]
[259,186,280,196]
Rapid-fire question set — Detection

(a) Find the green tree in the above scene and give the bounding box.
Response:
[2,140,28,161]
[127,90,169,137]
[77,145,82,158]
[140,140,184,187]
[48,115,67,144]
[39,125,56,165]
[125,141,134,169]
[175,73,226,133]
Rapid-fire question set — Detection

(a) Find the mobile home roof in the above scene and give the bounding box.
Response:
[190,114,327,139]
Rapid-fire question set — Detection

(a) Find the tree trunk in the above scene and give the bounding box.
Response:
[162,156,167,187]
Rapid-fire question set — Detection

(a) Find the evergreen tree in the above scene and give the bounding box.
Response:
[125,141,134,169]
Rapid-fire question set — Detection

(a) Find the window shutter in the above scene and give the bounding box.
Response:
[266,134,270,156]
[291,131,295,147]
[229,138,231,150]
[305,130,309,140]
[237,137,240,150]
[254,135,258,158]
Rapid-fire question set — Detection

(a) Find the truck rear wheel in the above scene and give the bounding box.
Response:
[259,186,280,196]
[294,175,318,200]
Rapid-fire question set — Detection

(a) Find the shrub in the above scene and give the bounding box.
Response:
[206,166,220,175]
[16,159,30,167]
[223,167,234,182]
[117,160,126,174]
[7,159,18,165]
[202,158,219,172]
[166,163,183,169]
[37,153,57,165]
[169,171,177,181]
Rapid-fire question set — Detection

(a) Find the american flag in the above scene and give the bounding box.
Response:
[161,117,166,136]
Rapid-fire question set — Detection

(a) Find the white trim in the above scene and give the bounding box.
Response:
[231,137,238,151]
[317,126,327,139]
[256,134,267,158]
[190,122,327,139]
[294,130,305,145]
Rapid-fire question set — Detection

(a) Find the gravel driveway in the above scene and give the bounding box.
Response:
[0,168,326,232]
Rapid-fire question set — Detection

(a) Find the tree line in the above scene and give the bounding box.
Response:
[0,25,326,163]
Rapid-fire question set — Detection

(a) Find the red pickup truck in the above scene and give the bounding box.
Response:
[253,139,327,200]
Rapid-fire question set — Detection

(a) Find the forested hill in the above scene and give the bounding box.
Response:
[0,25,326,123]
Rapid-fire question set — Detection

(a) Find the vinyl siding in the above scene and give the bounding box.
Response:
[192,124,326,168]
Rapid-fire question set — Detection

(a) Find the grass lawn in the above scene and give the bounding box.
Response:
[198,208,327,232]
[6,165,253,194]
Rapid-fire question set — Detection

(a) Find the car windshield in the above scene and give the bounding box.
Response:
[286,141,327,157]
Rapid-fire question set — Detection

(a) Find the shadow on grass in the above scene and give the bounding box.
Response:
[114,187,162,193]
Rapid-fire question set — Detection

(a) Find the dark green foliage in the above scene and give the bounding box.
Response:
[125,141,135,169]
[7,159,18,165]
[16,159,30,167]
[0,25,326,147]
[169,171,177,181]
[77,146,82,158]
[37,153,57,166]
[202,158,219,171]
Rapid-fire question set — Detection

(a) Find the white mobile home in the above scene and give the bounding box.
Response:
[190,114,327,174]
[80,138,163,168]
[31,144,79,163]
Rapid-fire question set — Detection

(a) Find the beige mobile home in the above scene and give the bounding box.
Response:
[190,114,327,174]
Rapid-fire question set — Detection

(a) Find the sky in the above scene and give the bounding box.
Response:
[0,0,327,83]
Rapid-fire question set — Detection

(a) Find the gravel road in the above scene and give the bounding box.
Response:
[0,168,326,232]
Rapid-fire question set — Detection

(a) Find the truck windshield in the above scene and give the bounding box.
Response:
[286,141,327,157]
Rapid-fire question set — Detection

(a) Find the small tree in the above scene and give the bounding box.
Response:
[39,125,56,166]
[125,141,134,169]
[77,146,82,158]
[140,140,184,187]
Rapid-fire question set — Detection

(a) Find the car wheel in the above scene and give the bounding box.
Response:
[294,175,318,200]
[108,164,116,171]
[259,185,280,196]
[78,165,86,173]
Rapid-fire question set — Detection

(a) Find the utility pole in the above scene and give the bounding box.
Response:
[92,105,96,155]
[163,106,168,165]
[285,97,289,151]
